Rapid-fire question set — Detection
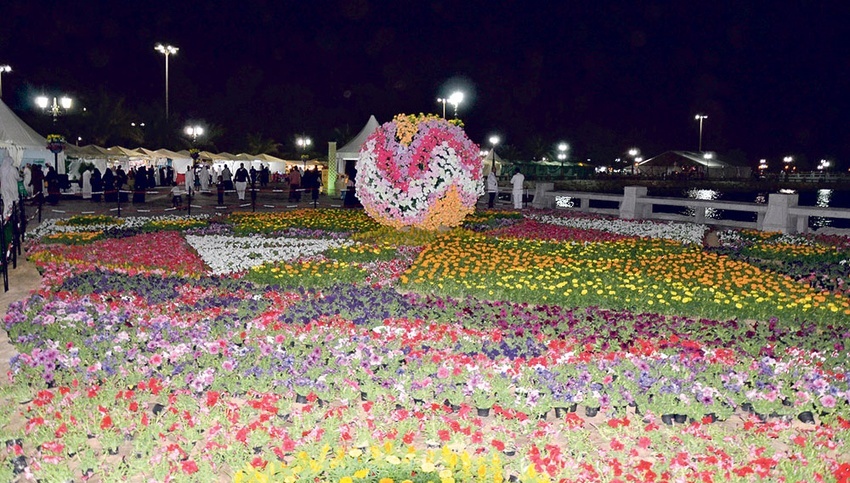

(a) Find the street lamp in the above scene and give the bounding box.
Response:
[628,148,640,175]
[488,135,500,174]
[694,114,708,152]
[557,142,569,176]
[296,135,312,167]
[35,95,73,124]
[184,125,204,144]
[437,91,464,118]
[783,155,794,172]
[0,65,10,98]
[155,43,178,120]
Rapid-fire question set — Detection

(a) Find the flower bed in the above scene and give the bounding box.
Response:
[2,210,850,481]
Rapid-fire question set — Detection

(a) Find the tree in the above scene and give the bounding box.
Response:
[245,132,282,155]
[72,89,139,147]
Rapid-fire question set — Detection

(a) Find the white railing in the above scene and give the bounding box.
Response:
[532,183,850,233]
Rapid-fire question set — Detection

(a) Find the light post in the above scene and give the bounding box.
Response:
[36,95,73,124]
[155,43,178,120]
[628,148,640,175]
[296,135,312,168]
[783,155,794,174]
[488,136,499,174]
[437,91,464,118]
[557,142,569,176]
[0,65,10,99]
[694,114,708,152]
[184,125,204,145]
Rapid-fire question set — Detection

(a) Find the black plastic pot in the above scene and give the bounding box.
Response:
[477,407,491,417]
[584,406,600,417]
[295,394,308,404]
[674,414,688,424]
[661,414,674,425]
[798,411,815,423]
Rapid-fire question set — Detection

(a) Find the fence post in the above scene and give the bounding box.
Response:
[531,182,554,209]
[762,192,799,234]
[620,186,649,219]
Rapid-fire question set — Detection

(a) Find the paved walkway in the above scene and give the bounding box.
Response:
[0,256,40,383]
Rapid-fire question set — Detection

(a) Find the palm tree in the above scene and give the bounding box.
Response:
[73,89,139,146]
[245,132,282,155]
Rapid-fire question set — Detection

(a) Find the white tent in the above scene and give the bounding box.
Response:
[335,115,379,177]
[0,99,62,172]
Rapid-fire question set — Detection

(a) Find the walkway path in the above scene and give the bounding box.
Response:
[0,256,41,383]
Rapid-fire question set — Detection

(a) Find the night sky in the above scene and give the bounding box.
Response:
[2,1,849,169]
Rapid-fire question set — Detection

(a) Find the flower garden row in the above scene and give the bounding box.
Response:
[2,210,850,481]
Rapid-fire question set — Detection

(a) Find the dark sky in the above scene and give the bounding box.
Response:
[2,1,849,168]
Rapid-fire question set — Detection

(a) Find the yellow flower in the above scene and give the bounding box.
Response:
[354,468,368,478]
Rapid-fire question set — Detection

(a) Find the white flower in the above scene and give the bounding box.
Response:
[529,213,707,244]
[185,234,353,275]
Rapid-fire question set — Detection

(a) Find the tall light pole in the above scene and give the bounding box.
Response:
[628,148,640,175]
[489,135,500,174]
[155,43,178,121]
[36,95,73,124]
[436,91,464,119]
[184,125,204,145]
[0,65,11,99]
[296,135,312,168]
[694,114,708,152]
[557,142,569,176]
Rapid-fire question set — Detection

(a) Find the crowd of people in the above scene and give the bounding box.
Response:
[0,149,530,217]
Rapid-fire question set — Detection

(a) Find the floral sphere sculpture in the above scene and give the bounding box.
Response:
[356,114,483,231]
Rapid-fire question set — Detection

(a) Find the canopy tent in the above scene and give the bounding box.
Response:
[334,115,379,177]
[0,99,61,172]
[65,144,111,179]
[637,151,751,179]
[155,148,193,174]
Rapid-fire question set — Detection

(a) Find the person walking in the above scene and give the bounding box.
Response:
[234,163,249,201]
[91,167,102,202]
[184,166,195,197]
[221,165,233,191]
[288,166,302,202]
[102,167,115,202]
[29,165,45,205]
[22,164,32,198]
[486,169,498,209]
[81,167,92,199]
[45,165,60,205]
[0,149,20,218]
[199,164,210,191]
[510,167,525,210]
[133,166,147,203]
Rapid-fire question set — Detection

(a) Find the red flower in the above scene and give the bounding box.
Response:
[402,432,415,444]
[100,415,113,429]
[491,439,505,451]
[835,462,850,483]
[610,438,624,451]
[206,391,220,407]
[250,456,267,470]
[181,460,199,474]
[438,429,451,441]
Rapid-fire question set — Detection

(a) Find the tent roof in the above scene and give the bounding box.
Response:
[255,153,286,163]
[155,148,190,159]
[0,99,47,147]
[199,150,227,161]
[337,115,380,158]
[106,146,146,157]
[638,151,731,169]
[66,144,109,158]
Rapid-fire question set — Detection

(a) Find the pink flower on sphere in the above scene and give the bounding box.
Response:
[356,114,483,230]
